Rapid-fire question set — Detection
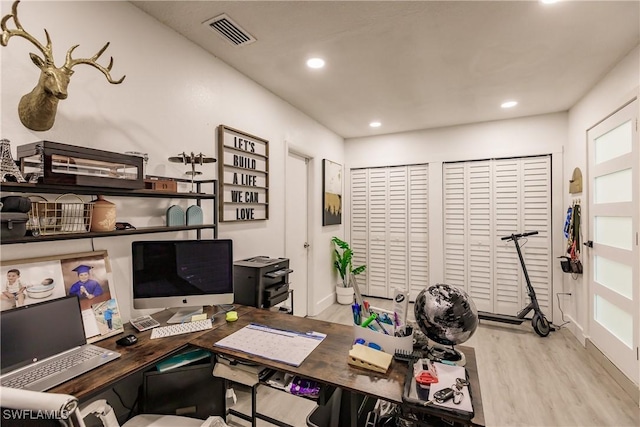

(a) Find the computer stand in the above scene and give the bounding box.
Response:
[166,307,204,324]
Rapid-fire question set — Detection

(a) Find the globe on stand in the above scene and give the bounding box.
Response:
[414,283,478,366]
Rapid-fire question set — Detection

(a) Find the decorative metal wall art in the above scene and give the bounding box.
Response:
[0,0,126,131]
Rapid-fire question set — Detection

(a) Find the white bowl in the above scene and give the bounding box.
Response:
[27,284,55,299]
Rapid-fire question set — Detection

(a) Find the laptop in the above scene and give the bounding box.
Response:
[0,295,121,392]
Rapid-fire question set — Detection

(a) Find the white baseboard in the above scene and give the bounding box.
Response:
[586,338,639,404]
[309,292,335,317]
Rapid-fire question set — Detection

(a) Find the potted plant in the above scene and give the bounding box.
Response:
[332,236,366,304]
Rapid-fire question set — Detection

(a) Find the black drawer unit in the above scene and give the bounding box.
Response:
[234,256,293,309]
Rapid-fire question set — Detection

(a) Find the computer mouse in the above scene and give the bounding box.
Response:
[116,334,138,346]
[225,311,238,322]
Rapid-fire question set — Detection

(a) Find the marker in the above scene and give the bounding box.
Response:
[352,303,361,325]
[361,312,377,328]
[374,316,390,335]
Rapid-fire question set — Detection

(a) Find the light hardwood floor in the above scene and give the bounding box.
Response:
[226,298,640,427]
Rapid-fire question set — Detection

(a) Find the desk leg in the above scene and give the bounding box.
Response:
[251,384,257,427]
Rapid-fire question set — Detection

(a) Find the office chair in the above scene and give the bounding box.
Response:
[0,386,227,427]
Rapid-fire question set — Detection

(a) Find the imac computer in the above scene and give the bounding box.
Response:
[132,239,234,323]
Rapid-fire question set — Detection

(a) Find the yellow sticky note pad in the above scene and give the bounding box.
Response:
[191,313,208,322]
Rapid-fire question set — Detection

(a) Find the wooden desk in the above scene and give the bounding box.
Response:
[190,308,485,427]
[48,305,255,400]
[50,306,484,426]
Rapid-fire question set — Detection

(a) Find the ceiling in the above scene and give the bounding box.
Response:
[131,1,639,139]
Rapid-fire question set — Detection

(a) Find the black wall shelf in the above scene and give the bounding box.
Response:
[1,178,218,245]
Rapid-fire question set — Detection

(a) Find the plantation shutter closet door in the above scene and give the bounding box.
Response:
[443,156,552,316]
[349,165,429,299]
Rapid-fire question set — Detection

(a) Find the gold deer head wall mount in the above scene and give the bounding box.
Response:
[1,0,126,131]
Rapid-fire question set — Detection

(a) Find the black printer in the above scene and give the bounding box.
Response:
[233,256,293,309]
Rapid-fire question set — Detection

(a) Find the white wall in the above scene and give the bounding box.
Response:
[565,46,640,343]
[0,1,343,319]
[345,113,567,325]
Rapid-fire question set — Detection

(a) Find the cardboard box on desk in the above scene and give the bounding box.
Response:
[352,325,413,355]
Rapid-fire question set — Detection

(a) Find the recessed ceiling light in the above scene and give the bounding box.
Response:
[501,101,518,109]
[306,58,325,69]
[540,0,558,4]
[369,121,381,128]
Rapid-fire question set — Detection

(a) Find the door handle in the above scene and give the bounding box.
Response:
[584,240,593,248]
[303,242,310,248]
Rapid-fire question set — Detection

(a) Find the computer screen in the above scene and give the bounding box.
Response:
[1,295,86,374]
[132,239,234,322]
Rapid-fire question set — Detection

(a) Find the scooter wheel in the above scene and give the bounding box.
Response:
[532,313,551,337]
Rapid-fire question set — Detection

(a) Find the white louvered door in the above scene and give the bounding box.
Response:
[494,159,522,314]
[444,156,551,316]
[368,168,389,297]
[388,167,408,296]
[408,165,429,300]
[444,163,467,289]
[468,161,493,312]
[350,169,368,291]
[520,157,552,314]
[350,165,429,299]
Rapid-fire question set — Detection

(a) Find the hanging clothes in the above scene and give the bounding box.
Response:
[563,206,573,239]
[565,201,583,274]
[571,203,581,256]
[566,201,581,258]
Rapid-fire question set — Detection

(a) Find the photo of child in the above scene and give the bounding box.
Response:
[0,262,66,311]
[2,269,26,308]
[93,299,122,335]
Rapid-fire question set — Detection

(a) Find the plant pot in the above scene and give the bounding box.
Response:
[336,285,354,305]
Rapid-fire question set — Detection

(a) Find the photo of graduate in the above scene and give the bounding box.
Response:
[69,265,104,300]
[62,256,111,312]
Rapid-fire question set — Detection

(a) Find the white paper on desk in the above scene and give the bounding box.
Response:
[213,323,326,367]
[428,362,473,414]
[81,309,99,338]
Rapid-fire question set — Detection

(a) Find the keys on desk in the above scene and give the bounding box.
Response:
[150,319,213,339]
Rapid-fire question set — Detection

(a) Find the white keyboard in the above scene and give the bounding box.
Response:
[150,319,213,339]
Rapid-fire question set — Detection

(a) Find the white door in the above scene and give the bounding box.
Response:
[443,156,551,315]
[285,151,309,317]
[350,165,429,300]
[587,99,639,384]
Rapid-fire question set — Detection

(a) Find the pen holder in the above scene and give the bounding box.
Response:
[353,325,413,356]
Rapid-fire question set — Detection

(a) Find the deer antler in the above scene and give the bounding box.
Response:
[63,43,126,84]
[0,0,54,63]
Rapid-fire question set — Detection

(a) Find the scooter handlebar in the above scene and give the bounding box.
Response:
[501,231,539,241]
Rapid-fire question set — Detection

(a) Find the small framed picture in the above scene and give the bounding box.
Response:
[323,159,342,226]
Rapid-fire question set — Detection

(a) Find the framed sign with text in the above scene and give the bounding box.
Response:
[218,125,269,222]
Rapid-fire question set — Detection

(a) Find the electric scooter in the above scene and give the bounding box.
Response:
[478,231,553,337]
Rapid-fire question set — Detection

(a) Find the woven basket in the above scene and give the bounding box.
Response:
[27,194,93,236]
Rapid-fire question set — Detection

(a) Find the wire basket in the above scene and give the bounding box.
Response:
[27,194,93,236]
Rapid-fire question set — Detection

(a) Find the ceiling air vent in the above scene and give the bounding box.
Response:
[204,14,256,47]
